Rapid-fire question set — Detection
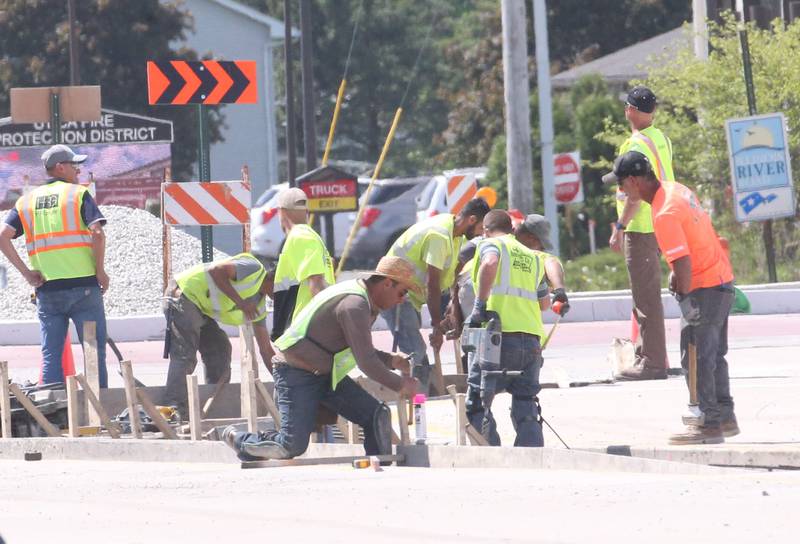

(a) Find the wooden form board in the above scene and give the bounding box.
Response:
[239,324,258,432]
[82,322,101,427]
[446,385,488,446]
[8,383,60,437]
[74,374,120,439]
[186,375,202,441]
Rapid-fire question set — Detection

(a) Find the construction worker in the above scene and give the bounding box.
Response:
[270,187,335,340]
[383,198,491,391]
[223,256,421,461]
[609,86,672,381]
[604,151,737,445]
[465,210,569,447]
[0,144,110,387]
[162,253,275,416]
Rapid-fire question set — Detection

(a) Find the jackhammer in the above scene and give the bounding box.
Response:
[460,312,521,415]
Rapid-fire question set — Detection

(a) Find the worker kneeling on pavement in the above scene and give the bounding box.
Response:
[604,151,738,445]
[464,210,568,447]
[224,256,421,461]
[162,253,275,416]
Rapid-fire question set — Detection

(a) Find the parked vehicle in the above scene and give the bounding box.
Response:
[343,176,431,269]
[250,176,428,270]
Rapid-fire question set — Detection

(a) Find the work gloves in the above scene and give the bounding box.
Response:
[551,288,570,317]
[677,293,701,326]
[467,299,489,327]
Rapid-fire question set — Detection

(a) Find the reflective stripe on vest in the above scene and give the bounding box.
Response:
[176,253,268,326]
[15,181,95,280]
[617,126,674,233]
[274,279,367,390]
[472,235,546,337]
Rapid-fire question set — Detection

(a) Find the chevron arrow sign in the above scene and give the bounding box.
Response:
[146,60,257,105]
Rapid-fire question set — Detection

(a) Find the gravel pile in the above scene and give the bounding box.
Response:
[0,205,230,321]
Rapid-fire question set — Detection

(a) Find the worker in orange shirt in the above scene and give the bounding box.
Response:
[604,151,738,445]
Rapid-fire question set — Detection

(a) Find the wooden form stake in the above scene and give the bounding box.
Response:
[454,338,466,374]
[119,360,142,438]
[66,375,81,438]
[82,321,101,426]
[74,374,120,439]
[241,165,251,253]
[348,422,360,444]
[162,166,172,294]
[239,324,258,431]
[455,392,467,446]
[186,374,202,441]
[396,395,410,445]
[253,379,281,429]
[446,384,488,446]
[8,383,60,437]
[136,387,178,439]
[0,361,11,438]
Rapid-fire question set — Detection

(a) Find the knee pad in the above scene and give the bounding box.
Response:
[372,403,392,456]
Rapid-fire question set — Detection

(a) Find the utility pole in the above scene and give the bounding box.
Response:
[67,0,80,85]
[693,0,709,60]
[532,0,559,256]
[501,0,534,214]
[300,0,317,172]
[284,0,297,186]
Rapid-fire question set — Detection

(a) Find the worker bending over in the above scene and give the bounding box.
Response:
[383,198,491,391]
[270,187,335,339]
[604,151,737,444]
[162,253,275,416]
[223,256,420,461]
[465,210,568,447]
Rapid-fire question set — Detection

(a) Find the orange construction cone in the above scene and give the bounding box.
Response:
[39,331,76,383]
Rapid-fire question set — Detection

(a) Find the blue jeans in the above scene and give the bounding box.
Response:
[381,300,431,388]
[680,283,735,426]
[36,285,108,388]
[236,364,383,458]
[466,333,543,447]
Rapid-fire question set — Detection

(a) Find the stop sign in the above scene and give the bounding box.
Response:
[553,151,583,204]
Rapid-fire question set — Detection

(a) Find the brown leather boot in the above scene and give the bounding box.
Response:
[614,361,667,381]
[721,416,740,438]
[668,425,724,445]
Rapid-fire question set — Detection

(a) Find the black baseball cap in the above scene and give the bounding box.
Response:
[625,86,657,113]
[602,151,653,185]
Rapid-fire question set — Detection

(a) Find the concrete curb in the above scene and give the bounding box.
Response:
[583,445,800,469]
[2,281,798,345]
[0,438,734,474]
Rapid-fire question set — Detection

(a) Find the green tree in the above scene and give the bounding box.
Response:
[600,15,800,282]
[0,0,222,179]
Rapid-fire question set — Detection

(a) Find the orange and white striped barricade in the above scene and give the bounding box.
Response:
[445,171,478,215]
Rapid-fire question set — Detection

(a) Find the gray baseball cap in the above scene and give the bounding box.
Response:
[518,214,553,250]
[41,144,87,169]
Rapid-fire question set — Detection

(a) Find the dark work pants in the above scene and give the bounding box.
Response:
[625,232,668,369]
[680,284,735,427]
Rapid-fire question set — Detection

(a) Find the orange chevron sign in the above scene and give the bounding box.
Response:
[146,60,257,105]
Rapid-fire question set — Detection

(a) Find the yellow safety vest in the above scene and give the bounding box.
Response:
[472,235,546,337]
[273,223,335,322]
[274,279,367,389]
[176,253,268,326]
[616,125,675,233]
[388,213,462,310]
[15,181,95,280]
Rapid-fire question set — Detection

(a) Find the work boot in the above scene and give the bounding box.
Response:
[668,424,724,445]
[221,426,291,462]
[721,416,740,438]
[614,361,667,381]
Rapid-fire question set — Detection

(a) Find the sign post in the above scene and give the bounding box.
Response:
[147,59,257,262]
[734,30,782,283]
